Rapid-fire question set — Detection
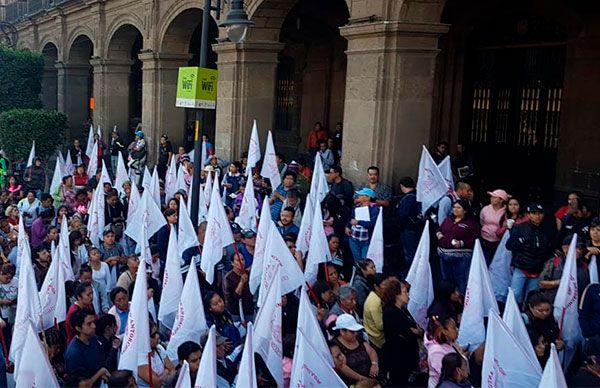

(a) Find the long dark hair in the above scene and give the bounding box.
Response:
[437,353,464,386]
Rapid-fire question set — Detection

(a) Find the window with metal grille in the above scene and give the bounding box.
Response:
[274,56,298,132]
[469,46,565,150]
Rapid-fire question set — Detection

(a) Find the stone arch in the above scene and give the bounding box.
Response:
[104,15,146,58]
[38,36,60,57]
[41,42,59,110]
[63,26,96,61]
[158,6,216,55]
[106,23,144,59]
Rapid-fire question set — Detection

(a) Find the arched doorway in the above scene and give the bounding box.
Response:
[41,42,58,110]
[273,0,349,157]
[65,34,94,138]
[159,8,218,151]
[437,0,568,201]
[105,24,144,139]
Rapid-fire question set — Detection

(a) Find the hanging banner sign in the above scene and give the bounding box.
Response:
[176,67,218,109]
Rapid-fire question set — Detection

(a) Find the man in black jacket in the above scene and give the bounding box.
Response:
[23,157,46,197]
[506,203,553,304]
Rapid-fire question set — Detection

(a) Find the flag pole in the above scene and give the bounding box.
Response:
[148,351,154,388]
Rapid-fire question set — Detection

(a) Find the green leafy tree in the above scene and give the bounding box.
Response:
[0,109,67,161]
[0,47,44,112]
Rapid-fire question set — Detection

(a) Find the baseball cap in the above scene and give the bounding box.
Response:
[487,189,509,202]
[230,223,241,234]
[333,314,364,331]
[242,229,256,238]
[354,188,376,198]
[527,203,544,213]
[199,330,228,348]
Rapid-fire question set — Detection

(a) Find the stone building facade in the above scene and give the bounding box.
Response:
[2,0,600,204]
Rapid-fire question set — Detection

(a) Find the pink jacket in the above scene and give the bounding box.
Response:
[480,204,506,243]
[424,335,457,388]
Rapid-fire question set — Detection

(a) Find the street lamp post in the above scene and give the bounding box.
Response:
[190,0,253,226]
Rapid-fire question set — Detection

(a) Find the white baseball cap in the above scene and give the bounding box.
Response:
[333,313,364,331]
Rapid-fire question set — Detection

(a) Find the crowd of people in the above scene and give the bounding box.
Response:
[0,126,598,388]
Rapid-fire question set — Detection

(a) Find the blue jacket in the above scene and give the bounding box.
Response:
[579,283,600,338]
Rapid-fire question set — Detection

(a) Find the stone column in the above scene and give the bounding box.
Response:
[90,58,133,136]
[56,62,92,140]
[212,41,285,161]
[138,52,191,164]
[339,21,449,186]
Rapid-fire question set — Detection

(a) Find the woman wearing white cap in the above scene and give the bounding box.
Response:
[480,189,509,264]
[331,313,380,384]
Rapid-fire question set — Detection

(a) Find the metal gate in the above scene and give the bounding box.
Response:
[465,45,565,200]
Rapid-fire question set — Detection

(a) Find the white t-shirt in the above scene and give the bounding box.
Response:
[137,344,168,387]
[92,261,113,290]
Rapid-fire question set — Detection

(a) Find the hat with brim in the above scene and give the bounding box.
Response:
[333,313,364,331]
[527,203,544,213]
[354,188,376,198]
[487,189,509,202]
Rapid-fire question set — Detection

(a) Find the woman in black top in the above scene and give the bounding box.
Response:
[382,277,423,386]
[157,134,173,180]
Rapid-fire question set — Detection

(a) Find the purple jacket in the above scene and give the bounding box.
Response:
[437,216,480,249]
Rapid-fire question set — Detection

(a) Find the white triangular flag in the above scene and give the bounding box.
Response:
[125,189,166,248]
[26,141,36,168]
[437,156,455,194]
[258,224,304,307]
[203,169,214,207]
[236,322,258,388]
[254,264,283,386]
[165,154,178,201]
[553,234,583,347]
[416,145,448,214]
[58,215,74,281]
[142,166,152,192]
[503,288,541,372]
[260,130,281,190]
[538,343,567,388]
[458,239,499,350]
[149,167,161,207]
[127,183,141,222]
[194,325,217,388]
[175,360,191,388]
[115,151,129,196]
[14,322,60,388]
[86,139,98,178]
[249,198,271,294]
[235,176,258,231]
[49,156,63,196]
[166,259,207,363]
[119,251,151,376]
[39,241,66,330]
[200,140,208,168]
[290,328,346,388]
[87,187,105,247]
[10,217,42,369]
[200,172,234,284]
[482,310,542,387]
[296,287,334,366]
[309,152,329,205]
[178,200,199,256]
[158,226,183,329]
[304,199,332,285]
[296,195,314,255]
[101,160,112,186]
[488,231,513,303]
[64,149,74,175]
[246,120,261,177]
[85,125,95,158]
[405,221,434,329]
[176,163,190,194]
[590,255,598,284]
[365,206,384,272]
